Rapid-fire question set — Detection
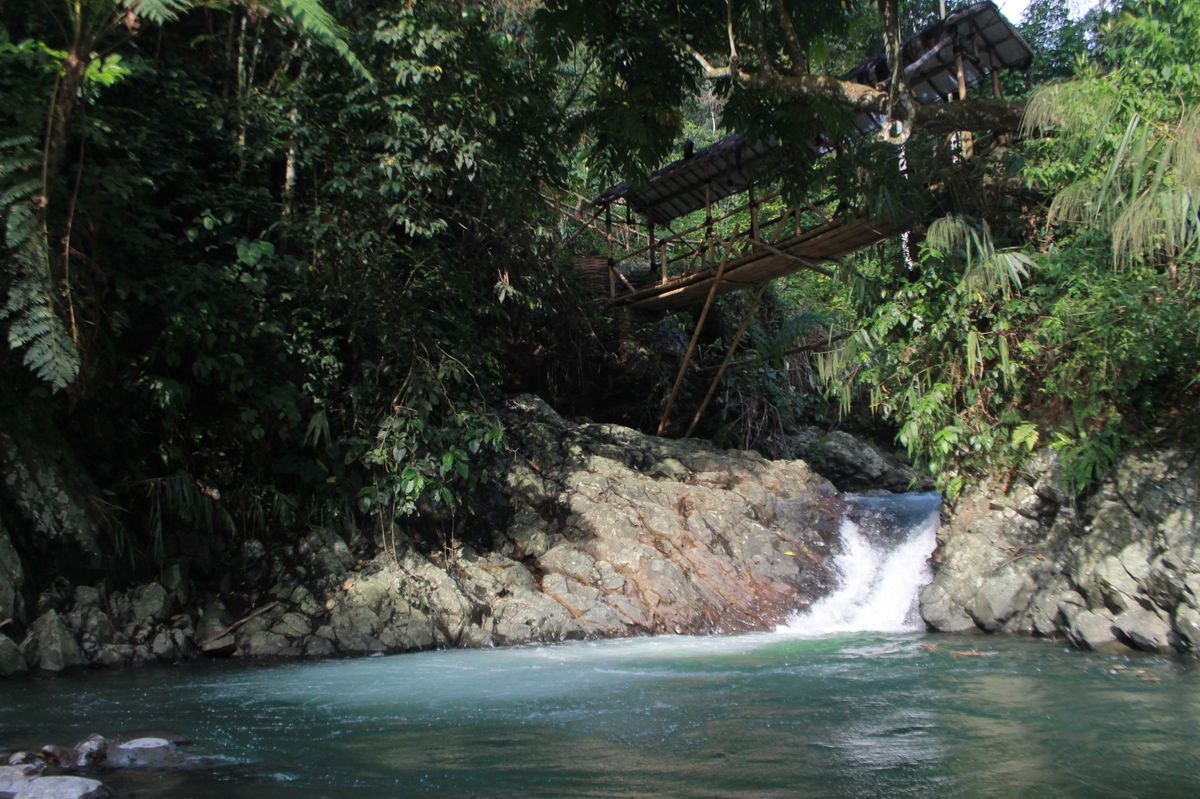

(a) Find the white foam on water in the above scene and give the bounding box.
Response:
[778,494,940,637]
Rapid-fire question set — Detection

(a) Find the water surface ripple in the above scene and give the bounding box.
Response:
[2,633,1197,798]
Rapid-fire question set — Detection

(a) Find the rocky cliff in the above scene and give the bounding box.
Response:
[1,396,842,675]
[920,449,1200,655]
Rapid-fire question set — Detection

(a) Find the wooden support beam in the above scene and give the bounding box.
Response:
[684,282,768,438]
[657,238,735,437]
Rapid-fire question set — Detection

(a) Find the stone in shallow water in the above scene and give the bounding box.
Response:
[107,738,182,769]
[1066,609,1121,652]
[1113,606,1174,653]
[13,776,108,799]
[71,735,108,769]
[0,764,39,796]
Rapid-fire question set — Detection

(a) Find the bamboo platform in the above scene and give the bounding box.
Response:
[610,216,900,311]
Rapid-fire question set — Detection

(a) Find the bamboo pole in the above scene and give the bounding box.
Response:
[649,222,658,284]
[956,52,973,158]
[684,282,768,438]
[606,207,615,299]
[750,183,760,244]
[656,237,735,436]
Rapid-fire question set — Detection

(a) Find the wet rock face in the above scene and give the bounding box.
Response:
[921,449,1200,656]
[0,520,24,624]
[1,394,844,673]
[492,395,842,638]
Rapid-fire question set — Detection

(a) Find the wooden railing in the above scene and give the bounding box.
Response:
[601,188,840,299]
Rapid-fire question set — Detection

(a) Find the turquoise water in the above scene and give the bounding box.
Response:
[1,632,1197,798]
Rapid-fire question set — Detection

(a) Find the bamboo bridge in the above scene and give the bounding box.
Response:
[563,1,1034,435]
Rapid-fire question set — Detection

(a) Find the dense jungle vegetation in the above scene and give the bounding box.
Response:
[0,0,1196,578]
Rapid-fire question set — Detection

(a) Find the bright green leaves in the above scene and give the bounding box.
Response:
[359,356,508,519]
[817,218,1041,496]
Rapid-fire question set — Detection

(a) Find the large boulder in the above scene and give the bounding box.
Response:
[272,396,843,656]
[922,447,1200,656]
[20,610,85,673]
[785,429,926,492]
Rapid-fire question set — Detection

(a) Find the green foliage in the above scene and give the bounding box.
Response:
[0,0,569,569]
[807,0,1200,494]
[0,137,79,391]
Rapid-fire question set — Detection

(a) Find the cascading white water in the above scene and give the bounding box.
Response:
[778,492,940,636]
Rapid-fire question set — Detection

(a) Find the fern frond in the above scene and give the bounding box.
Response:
[126,0,194,24]
[267,0,372,81]
[3,198,39,249]
[0,180,40,219]
[1,234,80,391]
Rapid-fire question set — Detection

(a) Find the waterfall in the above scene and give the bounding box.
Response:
[778,492,940,636]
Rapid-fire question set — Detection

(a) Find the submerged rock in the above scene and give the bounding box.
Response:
[107,738,183,769]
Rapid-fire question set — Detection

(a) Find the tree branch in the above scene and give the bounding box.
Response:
[749,0,776,78]
[771,0,807,74]
[657,19,1025,138]
[726,0,739,76]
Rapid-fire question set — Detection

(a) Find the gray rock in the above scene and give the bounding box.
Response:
[92,644,132,668]
[0,764,38,796]
[1173,604,1200,653]
[150,631,180,662]
[199,635,235,656]
[919,582,977,633]
[71,735,108,769]
[302,636,335,658]
[1066,609,1121,652]
[108,738,181,769]
[1113,606,1175,653]
[0,633,27,676]
[13,776,108,799]
[786,429,922,492]
[0,411,106,572]
[237,631,292,657]
[299,529,355,578]
[72,586,101,609]
[21,610,85,672]
[130,584,170,625]
[966,569,1035,632]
